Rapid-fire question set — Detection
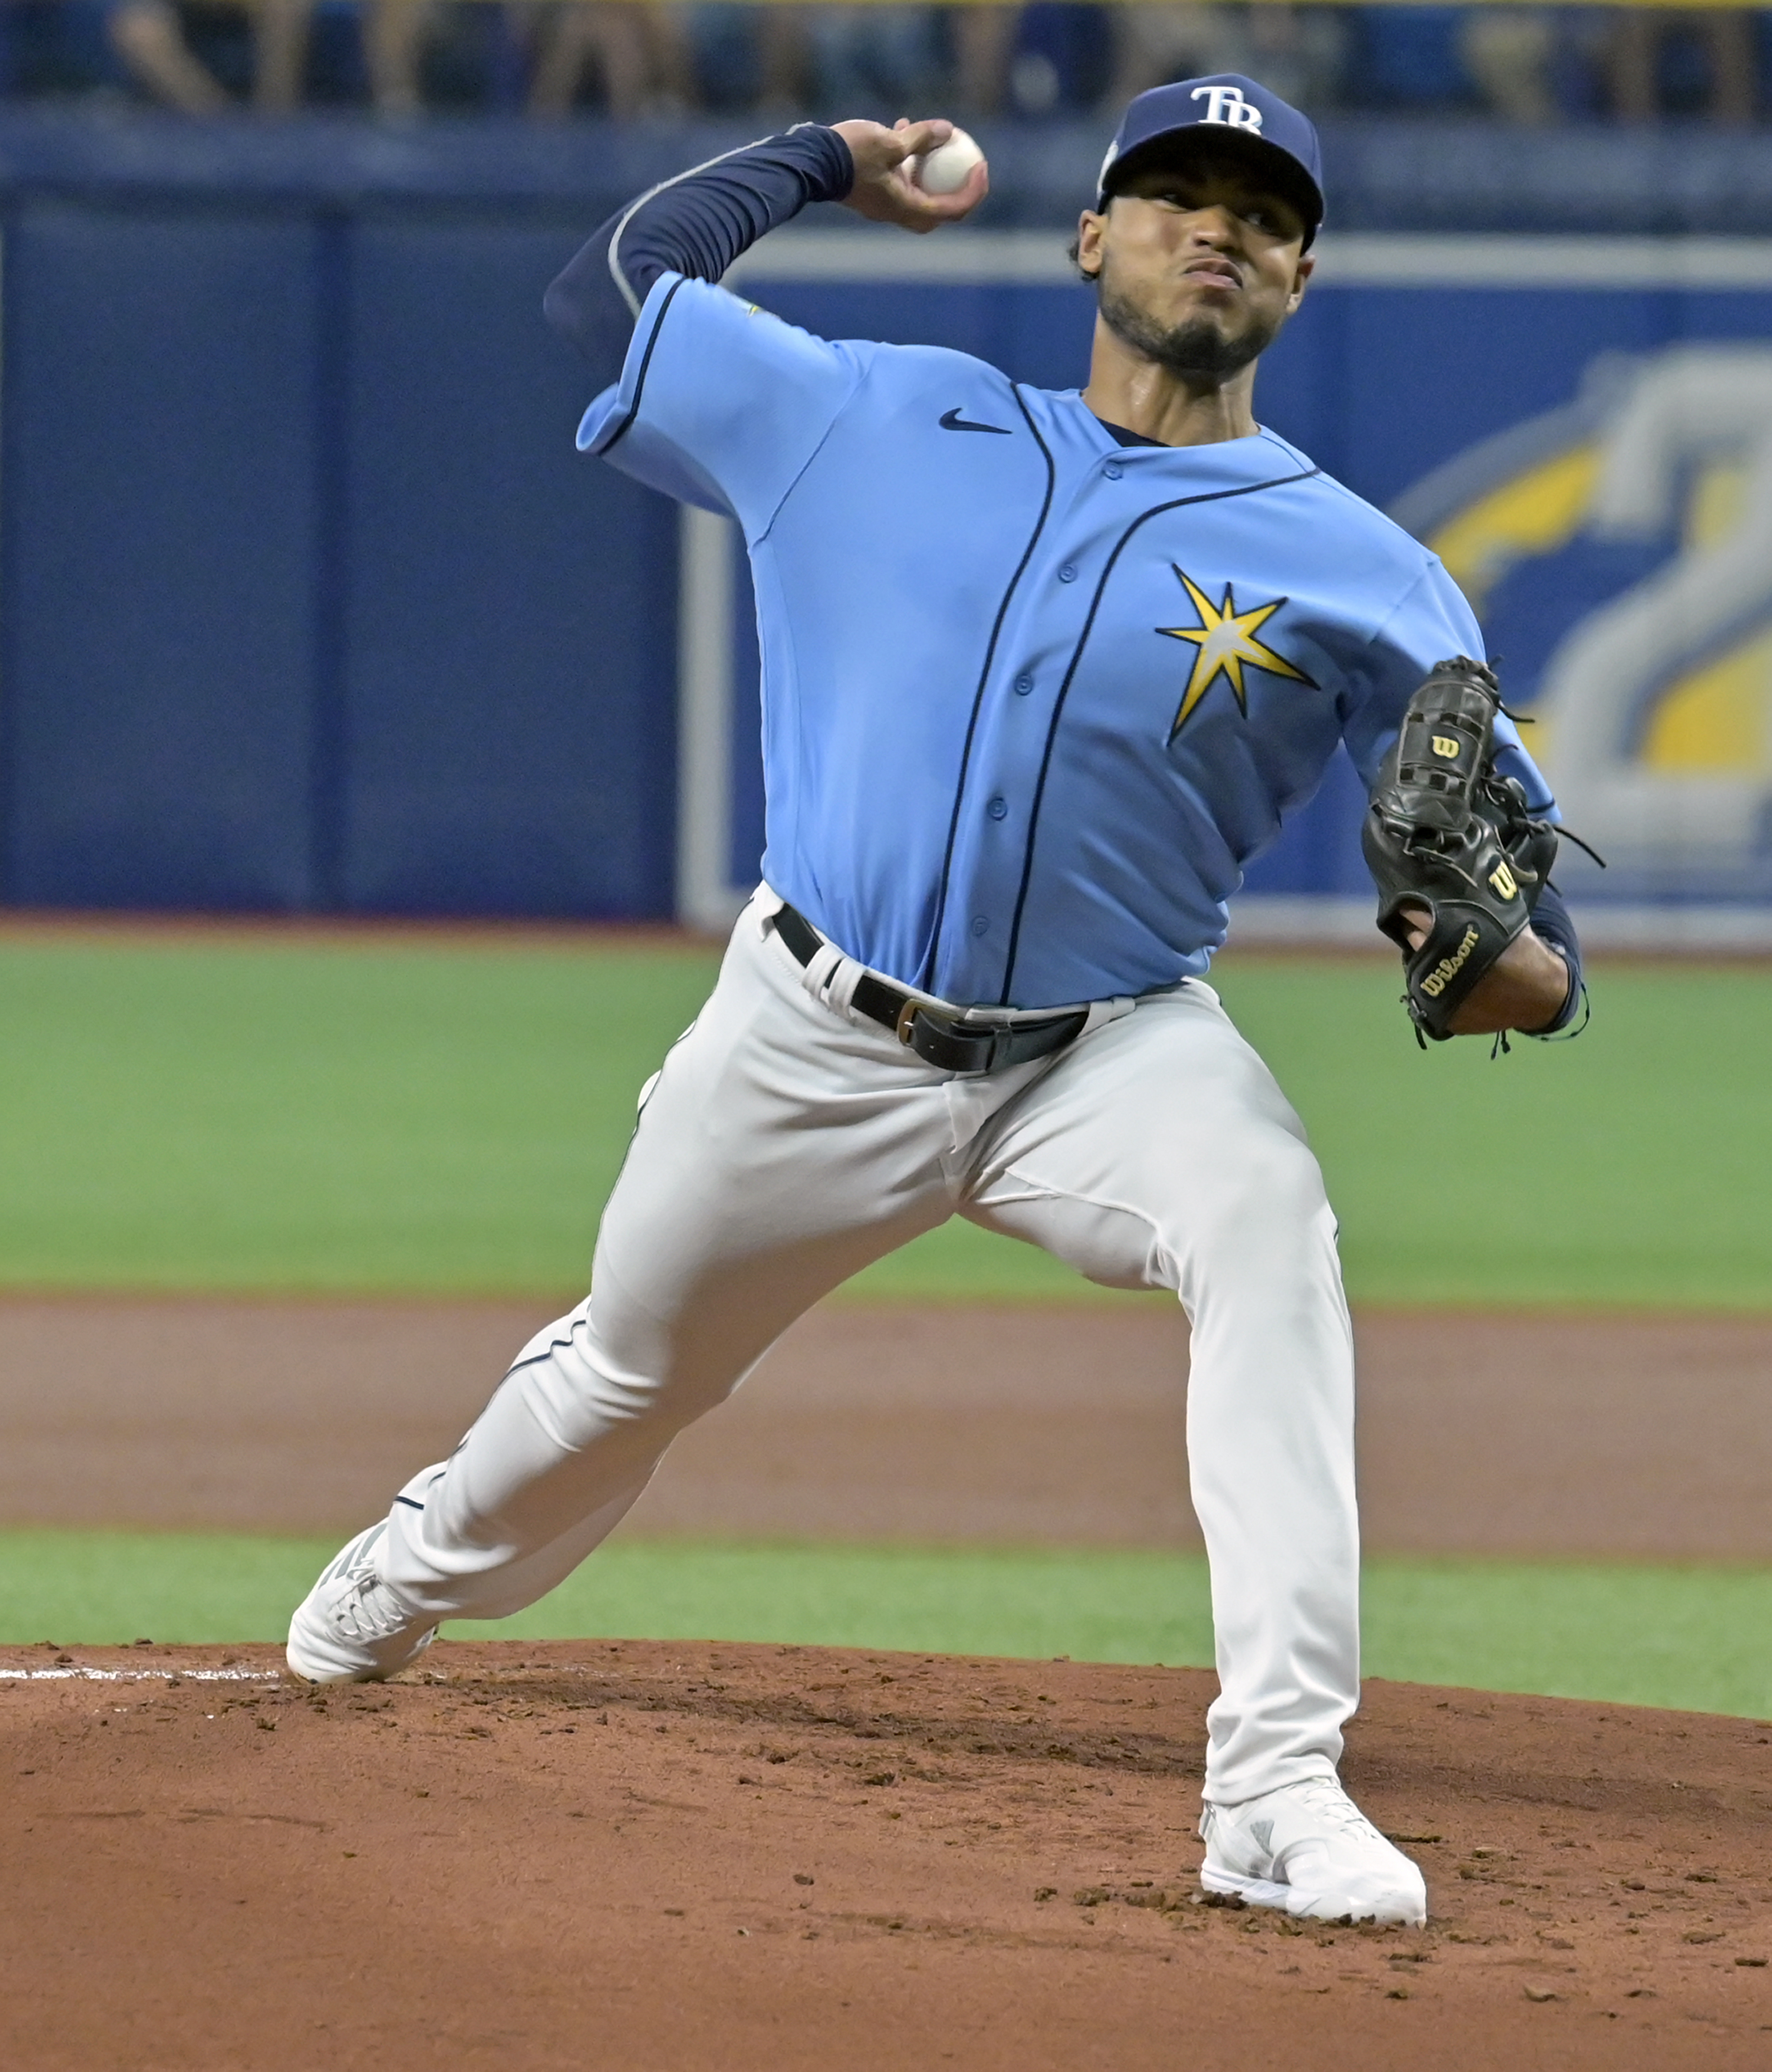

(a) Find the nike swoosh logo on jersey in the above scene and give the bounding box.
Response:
[939,408,1013,435]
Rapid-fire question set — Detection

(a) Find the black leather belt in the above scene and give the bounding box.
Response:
[773,902,1088,1077]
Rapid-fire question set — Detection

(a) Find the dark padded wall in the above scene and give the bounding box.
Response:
[0,203,322,909]
[341,222,676,918]
[0,195,679,919]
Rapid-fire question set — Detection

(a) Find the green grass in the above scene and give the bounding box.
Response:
[3,1530,1767,1720]
[0,935,1766,1308]
[1210,957,1772,1312]
[0,938,717,1297]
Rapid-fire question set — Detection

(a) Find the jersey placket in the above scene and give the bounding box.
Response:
[932,450,1137,1007]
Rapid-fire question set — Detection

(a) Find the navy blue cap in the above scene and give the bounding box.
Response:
[1095,75,1325,247]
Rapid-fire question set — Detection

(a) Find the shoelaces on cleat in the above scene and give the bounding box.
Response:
[335,1569,414,1644]
[1285,1778,1385,1843]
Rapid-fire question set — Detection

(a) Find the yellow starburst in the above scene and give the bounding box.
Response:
[1158,565,1314,740]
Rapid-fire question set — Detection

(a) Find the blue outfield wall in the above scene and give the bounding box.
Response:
[337,221,676,917]
[2,205,325,910]
[0,114,1769,919]
[0,162,681,917]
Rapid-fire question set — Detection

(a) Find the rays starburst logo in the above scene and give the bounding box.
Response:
[1156,565,1315,741]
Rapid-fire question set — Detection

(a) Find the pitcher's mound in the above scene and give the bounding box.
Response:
[3,1641,1768,2070]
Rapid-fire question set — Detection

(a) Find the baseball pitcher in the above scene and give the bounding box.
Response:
[288,76,1584,1927]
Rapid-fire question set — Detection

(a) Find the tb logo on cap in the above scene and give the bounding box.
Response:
[1191,83,1263,131]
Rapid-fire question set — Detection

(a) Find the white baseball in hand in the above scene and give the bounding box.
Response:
[906,128,985,196]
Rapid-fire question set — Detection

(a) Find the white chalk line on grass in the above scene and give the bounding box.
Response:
[0,1666,282,1684]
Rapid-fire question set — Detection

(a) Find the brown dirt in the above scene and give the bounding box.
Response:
[3,1641,1770,2071]
[1,1296,1768,1558]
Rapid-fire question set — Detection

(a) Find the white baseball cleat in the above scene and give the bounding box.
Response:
[286,1524,438,1684]
[1199,1775,1428,1926]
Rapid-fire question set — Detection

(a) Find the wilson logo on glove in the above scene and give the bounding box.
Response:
[1418,926,1481,999]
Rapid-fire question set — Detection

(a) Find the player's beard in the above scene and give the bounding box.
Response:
[1096,270,1279,384]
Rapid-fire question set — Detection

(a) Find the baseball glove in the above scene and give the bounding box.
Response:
[1361,656,1559,1044]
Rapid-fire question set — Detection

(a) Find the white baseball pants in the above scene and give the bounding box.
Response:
[378,888,1361,1805]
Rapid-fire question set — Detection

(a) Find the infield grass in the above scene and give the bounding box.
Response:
[1,1530,1767,1720]
[0,932,1766,1309]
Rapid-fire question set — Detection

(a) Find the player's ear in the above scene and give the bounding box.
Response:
[1285,250,1314,314]
[1073,209,1106,285]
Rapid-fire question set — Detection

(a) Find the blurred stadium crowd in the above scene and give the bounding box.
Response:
[0,1,1765,127]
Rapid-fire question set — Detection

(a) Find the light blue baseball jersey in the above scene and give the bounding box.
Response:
[579,273,1553,1011]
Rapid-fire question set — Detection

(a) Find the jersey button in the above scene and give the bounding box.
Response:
[1013,672,1034,694]
[987,796,1008,820]
[1058,563,1077,583]
[970,915,990,937]
[1104,462,1123,481]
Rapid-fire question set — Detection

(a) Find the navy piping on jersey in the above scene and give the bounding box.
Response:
[998,464,1322,1005]
[502,1333,579,1379]
[918,384,1057,995]
[593,276,689,457]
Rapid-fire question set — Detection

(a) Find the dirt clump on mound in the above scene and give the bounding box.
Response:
[2,1641,1769,2071]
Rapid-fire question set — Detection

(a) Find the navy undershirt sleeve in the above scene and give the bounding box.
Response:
[1527,879,1583,1032]
[544,126,856,393]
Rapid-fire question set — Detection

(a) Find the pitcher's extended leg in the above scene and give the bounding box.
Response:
[962,980,1359,1807]
[293,902,967,1669]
